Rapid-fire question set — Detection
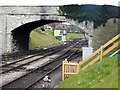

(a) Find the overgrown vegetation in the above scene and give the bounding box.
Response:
[59,4,119,50]
[92,19,119,50]
[59,4,120,28]
[57,5,119,88]
[58,53,119,88]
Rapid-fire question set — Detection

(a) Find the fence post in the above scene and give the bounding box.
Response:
[62,61,65,80]
[77,63,80,73]
[65,58,67,61]
[100,45,103,60]
[62,59,68,80]
[79,61,81,71]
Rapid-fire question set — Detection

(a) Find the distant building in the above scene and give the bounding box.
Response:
[54,29,67,41]
[44,24,53,30]
[44,22,84,41]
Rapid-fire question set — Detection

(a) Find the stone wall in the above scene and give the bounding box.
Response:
[0,15,7,54]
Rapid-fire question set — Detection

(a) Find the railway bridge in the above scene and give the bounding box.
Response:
[0,6,94,54]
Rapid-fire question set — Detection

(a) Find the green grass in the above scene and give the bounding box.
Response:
[58,54,119,88]
[67,32,84,38]
[30,27,84,48]
[81,55,99,68]
[81,45,120,68]
[30,29,59,48]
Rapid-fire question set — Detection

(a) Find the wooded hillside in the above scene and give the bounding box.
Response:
[59,4,120,28]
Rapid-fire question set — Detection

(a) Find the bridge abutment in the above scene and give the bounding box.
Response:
[0,14,8,54]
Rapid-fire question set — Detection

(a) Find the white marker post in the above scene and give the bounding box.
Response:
[82,47,93,60]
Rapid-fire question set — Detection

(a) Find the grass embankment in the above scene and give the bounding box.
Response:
[67,32,84,38]
[30,27,60,48]
[58,53,119,88]
[30,27,84,48]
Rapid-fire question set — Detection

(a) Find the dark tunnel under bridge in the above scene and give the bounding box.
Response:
[11,20,62,52]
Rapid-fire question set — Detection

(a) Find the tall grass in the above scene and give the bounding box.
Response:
[58,54,119,88]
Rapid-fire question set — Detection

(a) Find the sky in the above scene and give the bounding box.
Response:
[0,0,119,6]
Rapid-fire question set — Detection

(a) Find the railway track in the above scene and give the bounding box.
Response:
[1,37,82,64]
[29,52,81,89]
[1,39,87,89]
[0,40,76,74]
[1,49,81,89]
[1,41,70,61]
[1,40,72,66]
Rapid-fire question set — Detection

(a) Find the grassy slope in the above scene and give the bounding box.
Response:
[67,33,84,38]
[30,27,84,48]
[30,30,59,48]
[58,53,119,88]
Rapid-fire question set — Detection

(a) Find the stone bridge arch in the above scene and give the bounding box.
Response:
[11,19,62,52]
[0,6,94,54]
[1,14,65,53]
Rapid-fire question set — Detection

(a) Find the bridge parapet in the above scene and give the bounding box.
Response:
[0,6,60,15]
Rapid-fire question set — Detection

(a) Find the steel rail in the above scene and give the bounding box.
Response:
[0,44,70,74]
[1,49,77,88]
[1,39,87,89]
[25,50,81,89]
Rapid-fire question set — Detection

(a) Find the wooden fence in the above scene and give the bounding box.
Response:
[62,60,80,80]
[62,34,120,80]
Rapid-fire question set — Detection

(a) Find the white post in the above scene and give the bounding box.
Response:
[82,47,93,60]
